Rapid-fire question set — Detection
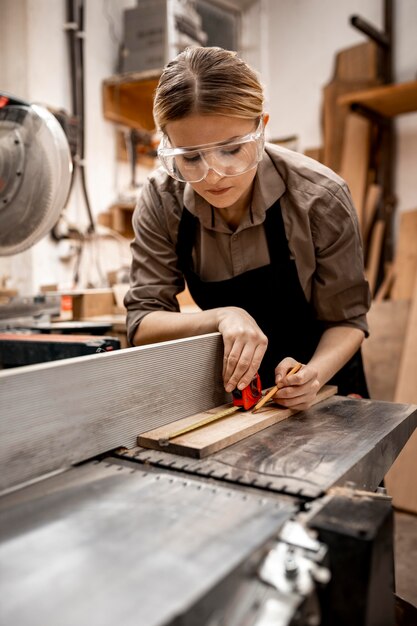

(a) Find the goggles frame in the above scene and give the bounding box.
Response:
[157,118,265,183]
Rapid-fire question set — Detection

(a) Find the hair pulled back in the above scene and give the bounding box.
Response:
[153,46,264,131]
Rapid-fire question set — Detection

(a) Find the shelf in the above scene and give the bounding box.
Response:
[102,69,161,131]
[338,79,417,117]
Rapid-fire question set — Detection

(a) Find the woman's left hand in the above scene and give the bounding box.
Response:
[272,357,321,411]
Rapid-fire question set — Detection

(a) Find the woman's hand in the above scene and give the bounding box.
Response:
[217,307,268,393]
[272,357,321,411]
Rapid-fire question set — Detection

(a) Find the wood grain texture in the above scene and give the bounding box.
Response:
[362,300,410,402]
[338,80,417,117]
[362,183,382,243]
[391,209,417,300]
[321,41,379,172]
[131,395,417,498]
[137,385,338,458]
[339,112,372,229]
[386,271,417,513]
[365,219,385,296]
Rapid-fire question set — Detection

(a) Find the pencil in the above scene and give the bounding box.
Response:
[252,362,303,413]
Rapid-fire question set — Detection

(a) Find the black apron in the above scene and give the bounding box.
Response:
[176,199,369,397]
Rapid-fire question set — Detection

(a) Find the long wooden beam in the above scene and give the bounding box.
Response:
[0,333,226,492]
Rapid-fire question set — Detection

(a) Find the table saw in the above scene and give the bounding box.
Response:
[0,332,416,626]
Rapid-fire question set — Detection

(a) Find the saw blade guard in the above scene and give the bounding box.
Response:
[0,102,72,255]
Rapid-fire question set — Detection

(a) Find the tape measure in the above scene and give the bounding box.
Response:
[158,373,262,446]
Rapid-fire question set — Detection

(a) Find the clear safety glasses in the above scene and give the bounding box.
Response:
[157,119,265,183]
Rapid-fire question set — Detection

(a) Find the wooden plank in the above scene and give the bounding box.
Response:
[138,385,338,458]
[365,219,385,296]
[322,41,379,171]
[333,41,379,82]
[395,272,417,401]
[338,80,417,118]
[362,300,410,401]
[362,183,382,243]
[323,80,377,172]
[391,209,417,300]
[0,333,227,492]
[385,271,417,513]
[339,112,372,229]
[374,262,395,302]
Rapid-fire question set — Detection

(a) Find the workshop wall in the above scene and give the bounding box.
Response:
[264,0,417,217]
[0,0,415,295]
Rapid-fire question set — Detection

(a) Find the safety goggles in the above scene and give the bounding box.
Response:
[157,119,265,183]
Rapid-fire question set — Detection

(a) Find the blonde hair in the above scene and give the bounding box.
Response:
[153,46,264,131]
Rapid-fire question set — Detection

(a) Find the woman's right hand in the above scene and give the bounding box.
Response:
[216,307,268,394]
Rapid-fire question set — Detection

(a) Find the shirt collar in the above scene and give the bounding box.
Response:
[183,144,286,232]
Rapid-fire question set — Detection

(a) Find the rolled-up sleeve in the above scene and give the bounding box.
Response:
[124,176,185,345]
[310,183,371,335]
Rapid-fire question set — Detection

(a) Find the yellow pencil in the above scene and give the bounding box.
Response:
[252,362,303,413]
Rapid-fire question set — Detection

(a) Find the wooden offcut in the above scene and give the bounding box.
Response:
[321,41,379,172]
[385,271,417,513]
[339,112,372,230]
[362,299,410,401]
[391,209,417,300]
[365,219,385,296]
[362,183,382,243]
[338,79,417,118]
[138,385,338,458]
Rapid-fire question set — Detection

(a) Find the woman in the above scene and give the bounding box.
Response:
[124,46,371,410]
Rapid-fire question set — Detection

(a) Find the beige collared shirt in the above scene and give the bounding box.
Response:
[125,143,371,345]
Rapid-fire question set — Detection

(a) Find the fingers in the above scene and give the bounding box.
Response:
[218,308,268,392]
[224,340,266,393]
[274,357,303,387]
[272,359,320,410]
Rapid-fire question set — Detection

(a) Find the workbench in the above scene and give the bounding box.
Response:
[0,333,416,626]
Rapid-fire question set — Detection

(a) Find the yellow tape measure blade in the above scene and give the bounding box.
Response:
[159,404,239,446]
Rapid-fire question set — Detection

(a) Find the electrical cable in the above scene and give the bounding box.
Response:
[76,0,96,235]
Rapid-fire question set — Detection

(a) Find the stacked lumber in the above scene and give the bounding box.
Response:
[359,207,417,517]
[362,210,417,402]
[322,41,381,173]
[381,209,417,514]
[362,209,417,513]
[305,41,386,297]
[305,41,417,513]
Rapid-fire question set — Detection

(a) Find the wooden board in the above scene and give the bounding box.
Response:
[321,41,379,172]
[362,299,410,402]
[338,80,417,118]
[339,112,372,229]
[362,183,382,243]
[391,209,417,300]
[138,385,338,458]
[365,219,385,296]
[386,271,417,513]
[374,263,395,302]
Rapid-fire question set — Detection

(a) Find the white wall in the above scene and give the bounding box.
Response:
[263,0,417,218]
[1,0,416,295]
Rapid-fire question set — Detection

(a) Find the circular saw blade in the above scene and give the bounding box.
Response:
[0,103,72,256]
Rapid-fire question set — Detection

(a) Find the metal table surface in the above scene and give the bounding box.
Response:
[0,459,295,626]
[122,395,417,498]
